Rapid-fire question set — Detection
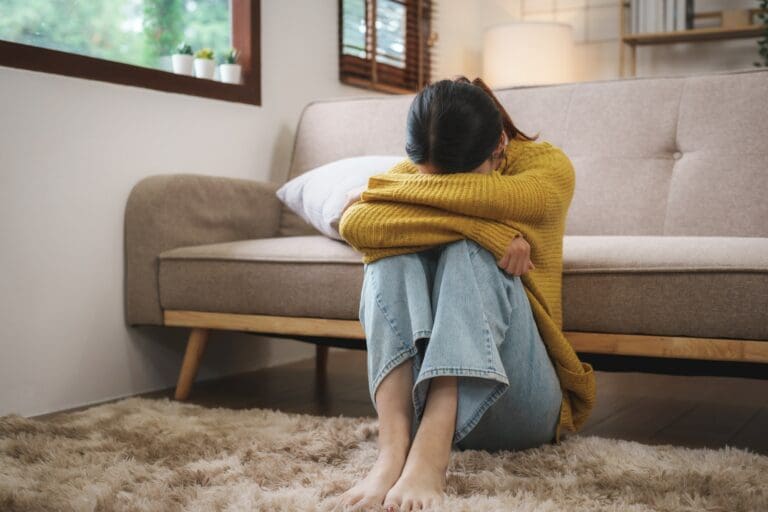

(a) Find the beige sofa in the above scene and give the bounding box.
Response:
[125,68,768,401]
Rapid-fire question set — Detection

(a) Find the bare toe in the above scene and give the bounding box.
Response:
[338,490,363,510]
[383,496,401,512]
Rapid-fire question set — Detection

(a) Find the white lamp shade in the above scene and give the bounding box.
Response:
[482,22,575,88]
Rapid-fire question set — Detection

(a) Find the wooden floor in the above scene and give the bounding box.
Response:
[39,349,768,454]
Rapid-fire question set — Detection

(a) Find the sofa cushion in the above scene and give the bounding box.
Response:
[159,236,364,319]
[562,236,768,340]
[158,235,768,340]
[563,236,768,273]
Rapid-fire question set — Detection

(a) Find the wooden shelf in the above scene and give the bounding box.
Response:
[619,0,767,77]
[623,24,765,46]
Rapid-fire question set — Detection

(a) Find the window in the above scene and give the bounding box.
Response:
[0,0,260,105]
[340,0,436,94]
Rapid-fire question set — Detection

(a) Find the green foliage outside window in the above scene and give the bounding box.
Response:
[341,0,407,69]
[0,0,230,71]
[143,0,184,66]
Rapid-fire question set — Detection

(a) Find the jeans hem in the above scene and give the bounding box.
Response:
[369,345,419,411]
[453,382,510,446]
[412,329,432,341]
[415,367,509,382]
[409,366,510,445]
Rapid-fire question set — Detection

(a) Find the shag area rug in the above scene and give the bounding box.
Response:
[1,397,766,512]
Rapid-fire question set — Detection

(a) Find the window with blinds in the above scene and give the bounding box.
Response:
[339,0,435,94]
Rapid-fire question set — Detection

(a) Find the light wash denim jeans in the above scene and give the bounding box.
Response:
[359,239,562,452]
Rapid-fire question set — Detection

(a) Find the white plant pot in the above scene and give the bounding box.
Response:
[194,58,216,80]
[219,63,242,84]
[171,54,194,75]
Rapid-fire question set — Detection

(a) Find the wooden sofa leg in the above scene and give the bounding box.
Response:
[174,328,209,400]
[316,345,329,380]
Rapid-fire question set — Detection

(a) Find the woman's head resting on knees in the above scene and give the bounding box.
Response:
[405,76,539,175]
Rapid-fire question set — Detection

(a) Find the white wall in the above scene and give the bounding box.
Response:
[0,1,384,418]
[433,0,763,82]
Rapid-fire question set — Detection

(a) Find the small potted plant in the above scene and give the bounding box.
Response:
[219,48,242,84]
[171,42,194,75]
[194,48,215,79]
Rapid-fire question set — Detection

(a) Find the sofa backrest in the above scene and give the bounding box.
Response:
[279,68,768,238]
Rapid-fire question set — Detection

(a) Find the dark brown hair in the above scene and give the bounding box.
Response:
[454,75,539,143]
[405,75,539,174]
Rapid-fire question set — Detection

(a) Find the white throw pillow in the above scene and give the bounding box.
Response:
[276,155,406,240]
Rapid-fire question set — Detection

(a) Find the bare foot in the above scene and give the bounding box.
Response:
[382,376,455,511]
[381,456,446,512]
[336,448,408,511]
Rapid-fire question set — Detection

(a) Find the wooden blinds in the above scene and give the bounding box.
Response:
[339,0,435,94]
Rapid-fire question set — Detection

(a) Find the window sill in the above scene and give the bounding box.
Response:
[0,40,261,106]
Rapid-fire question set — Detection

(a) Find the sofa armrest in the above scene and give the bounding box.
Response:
[125,173,282,326]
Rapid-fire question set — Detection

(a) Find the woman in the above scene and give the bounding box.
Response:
[335,76,596,512]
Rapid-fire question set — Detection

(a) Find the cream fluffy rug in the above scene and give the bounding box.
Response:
[1,397,766,511]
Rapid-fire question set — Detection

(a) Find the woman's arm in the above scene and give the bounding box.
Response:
[360,147,574,224]
[338,199,533,274]
[385,158,419,175]
[340,184,367,217]
[339,201,465,253]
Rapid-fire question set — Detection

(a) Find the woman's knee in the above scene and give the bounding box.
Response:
[367,252,426,278]
[365,252,438,300]
[441,238,476,252]
[436,239,501,289]
[439,239,490,263]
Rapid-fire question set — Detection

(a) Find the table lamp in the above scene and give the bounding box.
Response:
[482,22,576,88]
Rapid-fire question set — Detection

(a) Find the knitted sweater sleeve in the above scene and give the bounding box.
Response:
[338,199,524,261]
[360,145,574,224]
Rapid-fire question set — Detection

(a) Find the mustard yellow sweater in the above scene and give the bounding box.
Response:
[339,138,596,442]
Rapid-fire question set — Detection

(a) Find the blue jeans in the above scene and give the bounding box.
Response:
[359,239,562,452]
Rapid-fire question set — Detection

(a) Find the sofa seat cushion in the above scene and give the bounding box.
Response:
[158,235,768,339]
[562,236,768,340]
[159,236,364,320]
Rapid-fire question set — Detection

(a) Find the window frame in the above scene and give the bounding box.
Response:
[0,0,261,106]
[339,0,433,94]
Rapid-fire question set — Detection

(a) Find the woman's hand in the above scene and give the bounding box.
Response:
[341,184,367,215]
[497,235,535,276]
